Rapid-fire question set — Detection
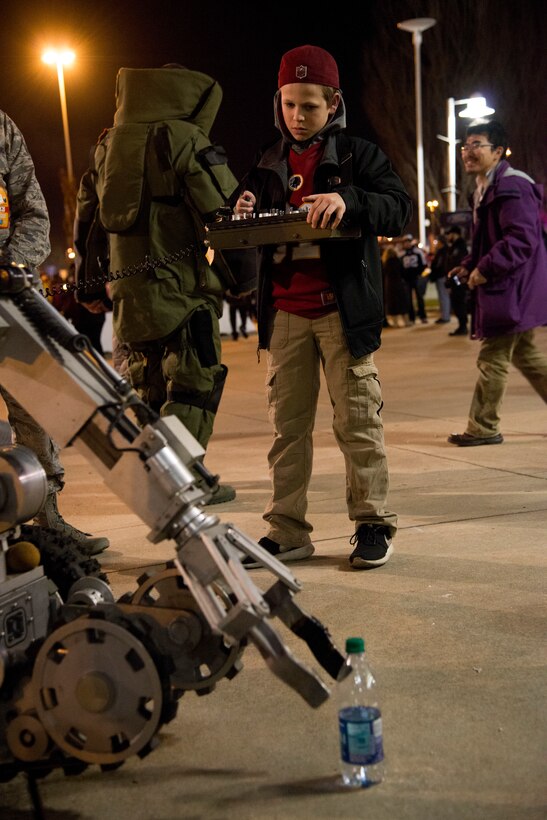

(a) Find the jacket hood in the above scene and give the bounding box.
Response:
[493,160,541,197]
[273,89,346,150]
[113,67,223,134]
[469,160,543,212]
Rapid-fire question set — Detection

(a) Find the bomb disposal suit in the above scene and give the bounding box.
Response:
[76,67,238,448]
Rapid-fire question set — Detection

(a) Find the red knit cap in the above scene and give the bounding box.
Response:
[278,45,340,89]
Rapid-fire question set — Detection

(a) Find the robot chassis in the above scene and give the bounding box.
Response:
[0,264,344,784]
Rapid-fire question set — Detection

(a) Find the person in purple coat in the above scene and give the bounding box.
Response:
[447,120,547,446]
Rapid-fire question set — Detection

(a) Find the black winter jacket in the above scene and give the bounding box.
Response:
[237,131,411,358]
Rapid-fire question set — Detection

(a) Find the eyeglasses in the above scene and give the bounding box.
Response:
[460,141,494,153]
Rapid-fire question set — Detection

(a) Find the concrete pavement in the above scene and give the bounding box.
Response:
[2,317,546,820]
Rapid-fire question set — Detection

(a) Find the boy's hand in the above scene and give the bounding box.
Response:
[302,193,346,229]
[234,190,256,215]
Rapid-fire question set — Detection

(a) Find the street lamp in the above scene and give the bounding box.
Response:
[397,17,436,249]
[426,199,439,245]
[41,47,76,184]
[437,95,495,212]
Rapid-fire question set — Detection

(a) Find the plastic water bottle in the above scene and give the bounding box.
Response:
[337,636,385,787]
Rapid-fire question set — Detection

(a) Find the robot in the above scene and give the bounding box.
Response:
[0,263,344,787]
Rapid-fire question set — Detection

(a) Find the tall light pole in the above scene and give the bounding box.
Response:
[42,47,77,257]
[42,47,76,185]
[426,198,439,245]
[397,17,436,249]
[437,95,495,212]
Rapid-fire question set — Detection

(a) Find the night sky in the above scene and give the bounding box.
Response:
[3,0,546,265]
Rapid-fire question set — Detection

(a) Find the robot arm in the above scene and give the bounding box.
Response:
[0,264,344,711]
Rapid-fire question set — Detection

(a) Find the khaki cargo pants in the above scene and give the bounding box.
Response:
[467,329,547,436]
[263,310,397,547]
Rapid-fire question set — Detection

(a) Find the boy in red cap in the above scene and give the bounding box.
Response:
[234,45,411,569]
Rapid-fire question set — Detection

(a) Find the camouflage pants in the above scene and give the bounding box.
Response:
[0,386,64,493]
[111,333,130,379]
[126,304,227,449]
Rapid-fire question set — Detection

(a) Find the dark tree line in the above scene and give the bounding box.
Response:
[358,0,546,228]
[3,0,545,258]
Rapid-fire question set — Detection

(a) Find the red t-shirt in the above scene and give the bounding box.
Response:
[271,142,336,318]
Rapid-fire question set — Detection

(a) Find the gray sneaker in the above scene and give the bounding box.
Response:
[242,536,315,569]
[33,493,110,556]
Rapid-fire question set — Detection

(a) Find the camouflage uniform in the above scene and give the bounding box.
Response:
[0,111,64,494]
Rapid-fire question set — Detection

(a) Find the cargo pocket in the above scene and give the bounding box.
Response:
[265,369,278,425]
[347,362,383,426]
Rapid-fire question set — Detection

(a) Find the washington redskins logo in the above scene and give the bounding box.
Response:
[288,174,304,192]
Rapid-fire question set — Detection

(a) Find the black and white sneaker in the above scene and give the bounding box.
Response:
[349,524,393,569]
[242,536,315,569]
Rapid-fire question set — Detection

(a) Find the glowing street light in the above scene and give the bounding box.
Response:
[397,17,437,249]
[437,94,495,212]
[41,48,76,184]
[426,199,439,244]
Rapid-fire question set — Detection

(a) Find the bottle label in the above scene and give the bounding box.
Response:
[339,706,384,765]
[0,186,9,230]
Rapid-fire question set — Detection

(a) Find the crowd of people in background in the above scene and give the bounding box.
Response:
[380,226,474,333]
[39,227,473,344]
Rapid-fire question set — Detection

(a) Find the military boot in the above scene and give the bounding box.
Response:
[205,482,236,505]
[194,476,236,505]
[34,492,110,556]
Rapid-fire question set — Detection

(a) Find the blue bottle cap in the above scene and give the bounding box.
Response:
[345,637,365,653]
